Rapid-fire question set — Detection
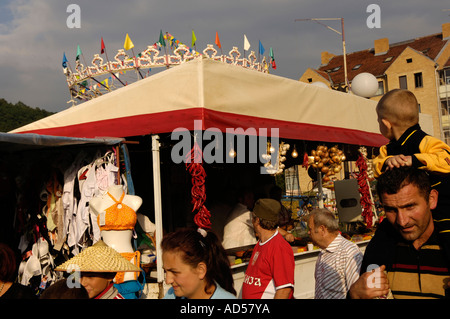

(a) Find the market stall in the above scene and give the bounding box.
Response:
[10,57,432,298]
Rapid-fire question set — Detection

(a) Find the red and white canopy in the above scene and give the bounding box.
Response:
[11,58,387,147]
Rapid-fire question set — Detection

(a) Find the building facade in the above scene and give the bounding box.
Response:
[299,23,450,142]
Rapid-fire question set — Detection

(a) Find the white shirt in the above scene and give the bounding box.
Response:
[314,234,363,299]
[222,203,257,250]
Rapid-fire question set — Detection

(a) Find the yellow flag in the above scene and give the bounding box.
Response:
[192,30,197,47]
[124,33,134,51]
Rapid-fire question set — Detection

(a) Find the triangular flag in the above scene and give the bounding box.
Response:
[76,45,82,61]
[101,37,106,54]
[259,40,265,56]
[159,30,166,47]
[124,33,134,51]
[62,52,68,68]
[244,34,250,51]
[215,31,221,49]
[192,30,197,47]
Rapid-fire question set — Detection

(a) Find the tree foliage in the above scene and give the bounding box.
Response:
[0,98,54,132]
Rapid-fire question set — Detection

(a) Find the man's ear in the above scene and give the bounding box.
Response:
[429,189,438,210]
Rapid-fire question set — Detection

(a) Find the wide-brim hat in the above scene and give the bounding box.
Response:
[55,240,140,273]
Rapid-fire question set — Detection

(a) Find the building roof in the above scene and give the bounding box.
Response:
[316,33,448,85]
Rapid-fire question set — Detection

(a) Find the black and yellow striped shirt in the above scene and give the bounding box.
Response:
[361,220,450,299]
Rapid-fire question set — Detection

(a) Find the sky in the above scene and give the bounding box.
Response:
[0,0,449,113]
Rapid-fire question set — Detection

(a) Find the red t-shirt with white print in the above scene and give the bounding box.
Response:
[241,231,295,299]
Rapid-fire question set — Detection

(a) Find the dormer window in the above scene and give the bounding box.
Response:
[383,56,393,63]
[352,64,362,70]
[331,66,341,72]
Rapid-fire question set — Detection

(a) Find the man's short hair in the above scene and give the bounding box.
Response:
[376,167,431,202]
[308,208,339,232]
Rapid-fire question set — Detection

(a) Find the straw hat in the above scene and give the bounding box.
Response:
[55,241,140,273]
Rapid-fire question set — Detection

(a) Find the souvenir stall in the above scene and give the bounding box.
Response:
[11,48,433,298]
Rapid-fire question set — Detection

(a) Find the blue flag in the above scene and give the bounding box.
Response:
[62,52,68,68]
[259,40,265,56]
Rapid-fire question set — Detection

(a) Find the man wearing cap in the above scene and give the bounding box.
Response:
[241,198,295,299]
[55,241,141,299]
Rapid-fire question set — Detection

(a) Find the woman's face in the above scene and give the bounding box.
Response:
[80,273,112,298]
[162,250,206,299]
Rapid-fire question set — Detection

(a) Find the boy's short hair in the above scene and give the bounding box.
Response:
[376,89,419,127]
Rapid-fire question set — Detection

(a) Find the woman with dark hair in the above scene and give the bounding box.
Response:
[162,227,236,299]
[0,243,36,299]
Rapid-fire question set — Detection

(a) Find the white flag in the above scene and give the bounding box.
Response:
[244,34,251,51]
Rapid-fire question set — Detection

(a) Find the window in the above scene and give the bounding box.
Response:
[352,64,362,70]
[307,78,313,83]
[375,81,384,96]
[399,75,407,89]
[383,56,394,63]
[414,72,423,88]
[331,66,341,72]
[406,58,413,63]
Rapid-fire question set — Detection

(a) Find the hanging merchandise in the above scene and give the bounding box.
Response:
[356,147,375,228]
[185,140,211,229]
[263,141,290,175]
[308,145,346,182]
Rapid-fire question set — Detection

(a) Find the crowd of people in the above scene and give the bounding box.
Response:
[1,89,449,300]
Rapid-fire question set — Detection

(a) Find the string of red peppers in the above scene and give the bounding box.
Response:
[355,153,374,228]
[185,141,211,229]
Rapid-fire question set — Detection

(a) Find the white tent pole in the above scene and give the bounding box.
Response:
[151,134,164,297]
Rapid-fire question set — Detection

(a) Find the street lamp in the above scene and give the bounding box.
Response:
[295,18,349,91]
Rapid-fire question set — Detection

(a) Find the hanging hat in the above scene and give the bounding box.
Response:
[55,241,140,273]
[253,198,281,222]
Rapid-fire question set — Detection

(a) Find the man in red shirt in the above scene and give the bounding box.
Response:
[241,198,295,299]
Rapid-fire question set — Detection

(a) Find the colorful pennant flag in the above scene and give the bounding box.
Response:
[244,34,250,51]
[269,47,276,69]
[124,33,134,51]
[159,30,166,47]
[76,45,82,61]
[259,40,265,56]
[215,31,221,49]
[101,37,106,54]
[192,30,197,47]
[62,52,68,68]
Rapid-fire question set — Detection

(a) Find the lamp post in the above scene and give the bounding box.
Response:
[295,18,349,91]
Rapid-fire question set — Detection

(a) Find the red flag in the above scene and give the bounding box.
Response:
[101,37,105,54]
[215,31,221,49]
[272,60,277,69]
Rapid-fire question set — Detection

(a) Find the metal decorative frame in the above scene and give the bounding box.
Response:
[64,44,269,104]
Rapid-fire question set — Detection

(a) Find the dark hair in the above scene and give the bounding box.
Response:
[39,279,89,299]
[0,243,17,282]
[376,167,431,201]
[161,227,236,296]
[258,217,279,230]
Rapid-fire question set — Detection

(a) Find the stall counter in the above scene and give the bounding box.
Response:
[231,240,370,299]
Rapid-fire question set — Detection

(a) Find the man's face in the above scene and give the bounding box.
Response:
[307,216,325,249]
[381,183,437,243]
